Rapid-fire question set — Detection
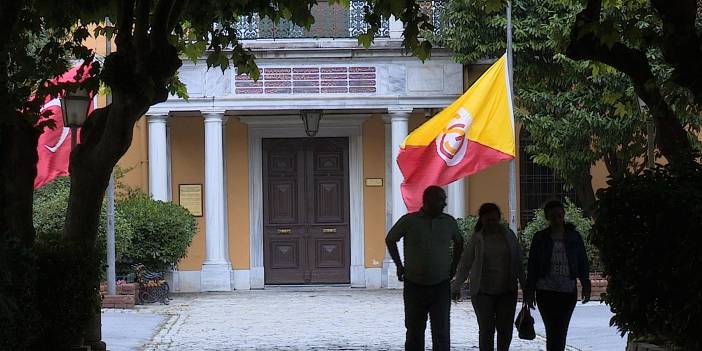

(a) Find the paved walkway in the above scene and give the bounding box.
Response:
[103,289,624,350]
[139,288,550,350]
[102,309,165,351]
[533,302,627,351]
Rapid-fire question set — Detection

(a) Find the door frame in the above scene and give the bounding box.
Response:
[241,113,367,289]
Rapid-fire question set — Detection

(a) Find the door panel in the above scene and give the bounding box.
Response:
[305,138,350,283]
[263,137,350,285]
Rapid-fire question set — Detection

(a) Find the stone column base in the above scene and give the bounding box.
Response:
[382,260,403,289]
[201,263,233,292]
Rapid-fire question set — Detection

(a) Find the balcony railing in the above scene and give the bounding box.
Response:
[235,1,445,40]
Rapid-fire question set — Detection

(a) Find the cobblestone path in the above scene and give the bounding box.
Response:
[142,288,559,350]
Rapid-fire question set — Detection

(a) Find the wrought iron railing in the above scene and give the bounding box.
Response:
[235,1,446,40]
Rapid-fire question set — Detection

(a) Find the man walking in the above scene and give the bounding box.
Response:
[386,185,465,351]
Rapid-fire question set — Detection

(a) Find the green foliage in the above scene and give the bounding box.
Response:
[0,239,38,350]
[32,177,135,275]
[521,198,602,272]
[117,193,197,271]
[456,215,479,244]
[32,233,101,349]
[452,215,478,260]
[592,162,702,349]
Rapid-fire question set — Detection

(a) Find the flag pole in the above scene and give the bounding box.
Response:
[506,1,518,233]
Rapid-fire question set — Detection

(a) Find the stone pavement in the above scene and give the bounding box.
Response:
[138,288,557,351]
[532,302,627,351]
[102,309,165,351]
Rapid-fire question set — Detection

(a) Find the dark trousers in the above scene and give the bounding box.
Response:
[536,289,577,351]
[403,279,451,351]
[471,291,518,351]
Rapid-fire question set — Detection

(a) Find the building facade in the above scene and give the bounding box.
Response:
[115,2,607,292]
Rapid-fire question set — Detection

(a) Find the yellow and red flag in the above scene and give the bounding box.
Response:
[398,54,516,212]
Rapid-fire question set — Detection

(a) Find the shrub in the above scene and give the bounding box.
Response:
[521,198,602,272]
[456,215,479,244]
[32,232,101,349]
[117,193,197,271]
[452,216,478,261]
[32,177,135,275]
[593,163,702,349]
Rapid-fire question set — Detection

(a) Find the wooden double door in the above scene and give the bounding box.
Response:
[262,138,350,285]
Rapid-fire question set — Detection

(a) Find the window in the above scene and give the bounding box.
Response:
[519,128,577,227]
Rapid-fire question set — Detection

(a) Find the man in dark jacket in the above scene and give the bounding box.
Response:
[386,185,464,351]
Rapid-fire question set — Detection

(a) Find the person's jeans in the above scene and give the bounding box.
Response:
[536,289,577,351]
[403,279,451,351]
[471,291,518,351]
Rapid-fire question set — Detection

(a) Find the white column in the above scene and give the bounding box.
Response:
[381,117,393,288]
[147,114,169,202]
[447,179,466,218]
[201,112,232,291]
[385,107,411,288]
[389,15,404,39]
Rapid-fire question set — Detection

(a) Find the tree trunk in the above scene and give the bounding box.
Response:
[63,101,147,349]
[0,110,40,349]
[573,171,596,218]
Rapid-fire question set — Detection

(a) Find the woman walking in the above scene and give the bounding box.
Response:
[525,200,591,351]
[451,203,525,351]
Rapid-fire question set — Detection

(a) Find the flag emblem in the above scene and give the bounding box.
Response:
[436,108,473,166]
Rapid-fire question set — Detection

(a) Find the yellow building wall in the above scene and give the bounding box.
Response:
[363,116,387,268]
[116,118,149,193]
[225,119,250,269]
[169,117,206,270]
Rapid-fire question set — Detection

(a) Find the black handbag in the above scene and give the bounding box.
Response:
[515,303,536,340]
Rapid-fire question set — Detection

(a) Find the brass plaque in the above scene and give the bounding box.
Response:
[179,184,203,217]
[277,228,292,234]
[322,228,337,233]
[365,178,384,187]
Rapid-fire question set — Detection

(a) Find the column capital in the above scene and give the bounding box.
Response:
[202,111,226,123]
[146,114,169,123]
[386,107,414,120]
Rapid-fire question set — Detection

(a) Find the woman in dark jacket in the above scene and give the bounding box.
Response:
[524,200,591,351]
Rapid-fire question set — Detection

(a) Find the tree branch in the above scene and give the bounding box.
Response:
[115,0,135,50]
[151,0,175,49]
[167,0,187,33]
[134,0,150,54]
[565,0,693,164]
[650,0,702,105]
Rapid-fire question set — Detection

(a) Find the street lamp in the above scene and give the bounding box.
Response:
[301,109,322,137]
[61,88,91,148]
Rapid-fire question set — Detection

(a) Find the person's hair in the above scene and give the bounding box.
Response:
[543,200,576,231]
[543,200,564,219]
[422,185,446,205]
[474,203,501,232]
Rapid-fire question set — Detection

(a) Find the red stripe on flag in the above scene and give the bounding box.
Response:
[398,140,514,212]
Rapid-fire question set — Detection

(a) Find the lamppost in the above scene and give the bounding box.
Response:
[61,87,104,351]
[61,88,91,148]
[301,109,322,137]
[636,96,656,169]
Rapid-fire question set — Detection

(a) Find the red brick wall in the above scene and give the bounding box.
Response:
[100,282,139,309]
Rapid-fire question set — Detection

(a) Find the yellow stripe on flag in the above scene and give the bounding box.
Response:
[401,55,515,157]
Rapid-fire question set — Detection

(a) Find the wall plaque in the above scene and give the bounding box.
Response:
[365,178,384,187]
[179,184,203,217]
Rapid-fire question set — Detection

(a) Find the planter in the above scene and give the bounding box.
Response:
[99,281,139,309]
[626,341,673,351]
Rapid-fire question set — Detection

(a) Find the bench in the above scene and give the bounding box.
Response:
[132,263,170,304]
